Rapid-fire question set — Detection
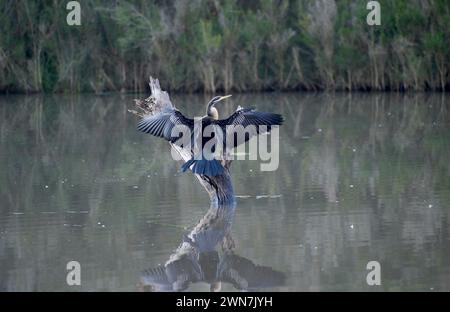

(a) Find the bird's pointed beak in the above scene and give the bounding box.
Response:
[218,95,232,102]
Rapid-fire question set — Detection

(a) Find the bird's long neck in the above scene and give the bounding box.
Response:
[207,103,219,120]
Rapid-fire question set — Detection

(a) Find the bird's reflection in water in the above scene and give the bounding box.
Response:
[138,203,286,292]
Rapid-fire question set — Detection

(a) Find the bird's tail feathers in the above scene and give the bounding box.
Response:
[181,158,196,172]
[181,158,224,176]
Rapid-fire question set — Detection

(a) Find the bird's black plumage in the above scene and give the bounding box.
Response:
[137,96,283,177]
[137,107,194,142]
[217,107,284,148]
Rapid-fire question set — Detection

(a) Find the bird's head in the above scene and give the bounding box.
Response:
[207,95,232,119]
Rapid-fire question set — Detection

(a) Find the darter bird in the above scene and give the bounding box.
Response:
[137,95,283,177]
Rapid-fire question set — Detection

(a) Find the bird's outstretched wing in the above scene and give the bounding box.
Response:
[139,266,173,291]
[217,253,286,291]
[137,108,194,143]
[216,107,283,148]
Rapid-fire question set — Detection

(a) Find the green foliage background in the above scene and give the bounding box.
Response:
[0,0,449,93]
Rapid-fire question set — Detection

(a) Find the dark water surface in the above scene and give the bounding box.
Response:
[1,93,449,291]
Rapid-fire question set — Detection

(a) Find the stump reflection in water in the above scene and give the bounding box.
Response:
[138,202,286,292]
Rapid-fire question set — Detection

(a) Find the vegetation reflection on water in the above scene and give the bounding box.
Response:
[0,93,449,291]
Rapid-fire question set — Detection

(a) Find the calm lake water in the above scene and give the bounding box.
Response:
[0,92,449,291]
